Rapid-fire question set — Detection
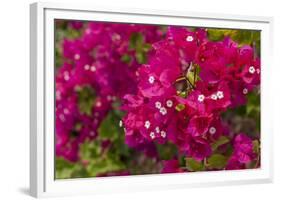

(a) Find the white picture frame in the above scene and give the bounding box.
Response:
[30,2,274,198]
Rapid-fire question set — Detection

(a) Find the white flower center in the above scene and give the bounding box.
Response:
[150,132,155,139]
[59,114,65,121]
[84,64,90,70]
[144,121,151,129]
[209,127,216,135]
[198,94,205,102]
[56,91,61,100]
[166,100,173,108]
[63,108,69,114]
[63,72,70,81]
[148,76,155,84]
[160,107,167,115]
[74,54,80,60]
[90,66,96,72]
[249,66,255,74]
[155,126,160,133]
[107,95,112,101]
[216,91,224,99]
[186,35,194,42]
[243,88,248,94]
[96,101,102,107]
[211,94,218,100]
[160,130,166,138]
[155,101,162,109]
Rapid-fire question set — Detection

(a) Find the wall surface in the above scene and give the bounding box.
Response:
[0,0,280,199]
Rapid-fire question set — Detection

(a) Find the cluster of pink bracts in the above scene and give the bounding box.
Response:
[56,22,163,161]
[56,21,260,173]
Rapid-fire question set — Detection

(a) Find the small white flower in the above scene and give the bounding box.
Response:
[243,88,248,95]
[64,75,69,81]
[148,76,155,84]
[56,91,61,100]
[160,130,166,138]
[155,101,162,109]
[166,100,173,108]
[186,35,194,42]
[59,114,65,122]
[211,94,218,100]
[96,101,102,107]
[63,72,70,81]
[144,120,151,129]
[85,28,91,34]
[63,108,69,114]
[160,107,167,115]
[90,65,96,72]
[84,64,90,70]
[249,66,255,74]
[107,95,112,101]
[119,120,123,127]
[198,94,205,102]
[74,54,80,60]
[209,127,216,135]
[150,132,155,139]
[155,127,160,133]
[216,91,224,99]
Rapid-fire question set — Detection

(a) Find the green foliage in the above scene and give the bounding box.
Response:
[76,86,96,116]
[121,54,132,64]
[98,112,119,140]
[207,154,228,169]
[185,157,205,171]
[156,142,178,160]
[211,136,230,151]
[55,158,76,179]
[252,140,260,154]
[128,32,151,64]
[175,103,186,112]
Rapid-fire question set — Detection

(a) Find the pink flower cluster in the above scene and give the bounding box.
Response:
[121,27,260,170]
[55,21,163,161]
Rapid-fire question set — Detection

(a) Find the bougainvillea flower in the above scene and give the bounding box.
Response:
[162,159,184,173]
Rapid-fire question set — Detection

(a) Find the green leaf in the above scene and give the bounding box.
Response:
[55,157,76,179]
[142,43,151,52]
[135,51,147,64]
[76,86,96,116]
[86,157,125,177]
[80,140,101,160]
[129,33,144,50]
[185,157,205,171]
[98,112,119,139]
[156,143,178,160]
[175,104,185,112]
[121,54,132,63]
[252,140,260,154]
[211,136,230,151]
[207,154,227,169]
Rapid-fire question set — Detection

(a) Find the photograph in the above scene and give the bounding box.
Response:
[54,19,261,179]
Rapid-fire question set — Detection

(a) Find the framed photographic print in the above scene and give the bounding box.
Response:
[30,2,273,198]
